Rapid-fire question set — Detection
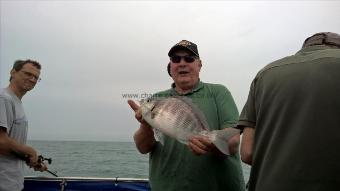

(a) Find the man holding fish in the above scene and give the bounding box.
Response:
[128,40,245,191]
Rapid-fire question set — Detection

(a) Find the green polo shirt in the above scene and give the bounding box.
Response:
[238,45,340,191]
[149,81,245,191]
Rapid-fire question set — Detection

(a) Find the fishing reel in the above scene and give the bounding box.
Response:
[11,151,58,177]
[38,155,52,165]
[37,155,58,177]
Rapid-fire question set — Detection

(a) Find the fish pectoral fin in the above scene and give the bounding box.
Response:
[154,129,164,145]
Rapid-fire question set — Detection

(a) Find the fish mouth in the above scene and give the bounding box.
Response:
[150,104,156,111]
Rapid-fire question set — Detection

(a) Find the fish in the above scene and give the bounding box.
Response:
[139,96,240,155]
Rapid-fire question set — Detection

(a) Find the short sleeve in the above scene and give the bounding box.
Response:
[237,80,257,130]
[0,96,14,132]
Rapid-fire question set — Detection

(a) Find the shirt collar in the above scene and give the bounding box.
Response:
[170,80,203,96]
[296,45,338,54]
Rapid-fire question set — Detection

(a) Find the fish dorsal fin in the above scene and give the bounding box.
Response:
[173,96,210,130]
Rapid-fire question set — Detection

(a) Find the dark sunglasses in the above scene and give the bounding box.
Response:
[170,55,197,63]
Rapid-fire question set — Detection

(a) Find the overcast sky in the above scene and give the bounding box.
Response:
[1,0,339,141]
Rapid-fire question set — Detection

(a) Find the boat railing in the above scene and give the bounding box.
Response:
[24,176,151,191]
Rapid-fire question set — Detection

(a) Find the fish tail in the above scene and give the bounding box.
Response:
[211,128,240,155]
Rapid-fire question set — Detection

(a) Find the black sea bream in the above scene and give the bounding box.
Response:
[140,96,239,155]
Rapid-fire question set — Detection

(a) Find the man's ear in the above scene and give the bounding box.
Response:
[167,62,172,77]
[197,60,202,73]
[10,69,16,78]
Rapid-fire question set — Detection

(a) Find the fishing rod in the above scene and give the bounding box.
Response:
[11,151,59,177]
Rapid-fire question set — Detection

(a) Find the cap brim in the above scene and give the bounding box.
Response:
[168,45,199,57]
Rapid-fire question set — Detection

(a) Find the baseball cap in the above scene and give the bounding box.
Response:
[168,40,199,57]
[302,32,340,48]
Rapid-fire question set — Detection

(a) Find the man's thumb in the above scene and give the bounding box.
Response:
[127,100,139,112]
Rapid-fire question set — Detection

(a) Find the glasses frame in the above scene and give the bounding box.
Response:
[20,70,41,82]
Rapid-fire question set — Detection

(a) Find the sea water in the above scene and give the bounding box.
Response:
[24,140,250,181]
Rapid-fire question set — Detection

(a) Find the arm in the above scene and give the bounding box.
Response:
[0,128,39,167]
[133,123,156,154]
[0,97,43,169]
[239,80,257,165]
[128,100,156,154]
[240,127,254,165]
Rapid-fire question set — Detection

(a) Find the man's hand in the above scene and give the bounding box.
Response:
[24,146,39,168]
[127,100,144,123]
[128,100,155,154]
[32,162,48,172]
[188,133,239,156]
[188,136,216,156]
[128,100,151,128]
